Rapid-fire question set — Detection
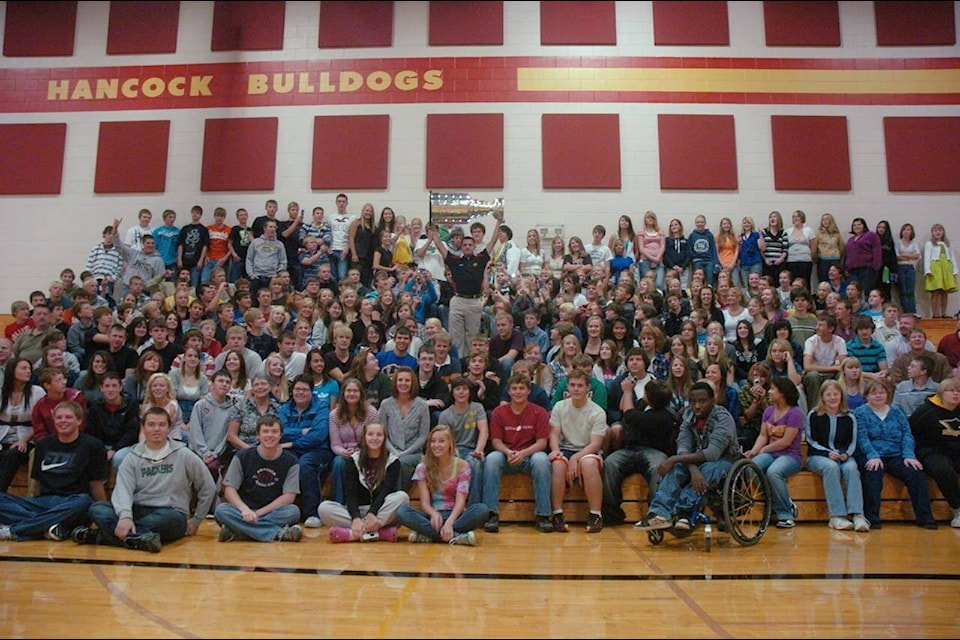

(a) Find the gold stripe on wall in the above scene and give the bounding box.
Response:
[517,68,960,94]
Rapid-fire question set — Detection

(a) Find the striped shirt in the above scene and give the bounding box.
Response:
[85,243,124,280]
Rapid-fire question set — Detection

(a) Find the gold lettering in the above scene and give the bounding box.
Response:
[423,69,443,90]
[47,80,69,100]
[95,78,118,99]
[298,72,315,93]
[141,77,164,98]
[272,73,294,94]
[70,80,93,100]
[339,71,363,92]
[394,70,418,91]
[248,74,268,95]
[168,77,185,97]
[366,71,391,92]
[190,75,212,96]
[318,72,336,93]
[121,78,139,98]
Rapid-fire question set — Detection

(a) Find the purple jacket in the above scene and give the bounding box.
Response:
[845,231,881,271]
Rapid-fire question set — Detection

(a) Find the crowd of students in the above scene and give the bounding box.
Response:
[1,199,960,551]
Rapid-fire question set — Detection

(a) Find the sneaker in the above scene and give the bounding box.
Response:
[0,526,15,541]
[484,512,500,533]
[776,519,796,529]
[329,526,353,543]
[551,513,569,533]
[853,515,871,532]
[71,525,98,545]
[951,509,960,529]
[790,501,799,519]
[829,517,853,531]
[217,525,237,543]
[585,513,603,533]
[673,517,691,532]
[45,523,70,542]
[635,513,672,531]
[449,531,476,546]
[536,515,555,533]
[377,526,399,542]
[303,516,322,529]
[124,532,162,553]
[276,524,303,542]
[408,531,433,543]
[920,521,939,530]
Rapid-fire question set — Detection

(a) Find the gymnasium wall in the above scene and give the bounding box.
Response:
[1,1,958,314]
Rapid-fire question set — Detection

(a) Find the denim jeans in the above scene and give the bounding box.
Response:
[805,455,863,517]
[637,261,665,291]
[856,454,934,526]
[0,493,93,540]
[330,455,348,504]
[691,259,717,286]
[214,503,300,542]
[482,450,551,517]
[318,491,409,528]
[649,459,731,519]
[751,452,802,520]
[897,265,916,314]
[394,503,490,541]
[456,445,484,506]
[89,501,188,545]
[329,250,348,282]
[736,262,762,290]
[601,447,667,524]
[291,447,333,520]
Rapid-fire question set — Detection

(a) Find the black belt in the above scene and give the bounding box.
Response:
[456,293,483,299]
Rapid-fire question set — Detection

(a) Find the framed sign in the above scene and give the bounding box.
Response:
[429,191,504,237]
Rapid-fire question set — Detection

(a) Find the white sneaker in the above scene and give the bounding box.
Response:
[449,531,476,546]
[0,526,14,541]
[951,509,960,529]
[303,516,322,529]
[852,515,871,532]
[829,517,853,530]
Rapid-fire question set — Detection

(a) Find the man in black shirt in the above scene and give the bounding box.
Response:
[0,401,106,541]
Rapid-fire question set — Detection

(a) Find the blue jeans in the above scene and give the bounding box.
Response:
[228,257,246,283]
[291,447,333,521]
[394,503,490,541]
[201,258,226,285]
[456,445,484,506]
[214,503,300,542]
[482,451,551,517]
[857,454,934,526]
[805,455,863,518]
[88,501,188,545]
[330,455,348,504]
[601,447,667,524]
[0,493,93,540]
[637,261,665,291]
[736,262,762,290]
[649,459,731,518]
[751,453,802,521]
[329,250,348,282]
[691,259,716,286]
[897,265,916,314]
[847,267,876,301]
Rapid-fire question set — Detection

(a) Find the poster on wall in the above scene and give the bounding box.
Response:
[428,191,504,241]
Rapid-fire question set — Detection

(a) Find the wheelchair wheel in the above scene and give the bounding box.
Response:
[722,458,771,546]
[647,529,664,545]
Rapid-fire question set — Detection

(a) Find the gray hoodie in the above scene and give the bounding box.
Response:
[112,439,217,528]
[188,392,236,459]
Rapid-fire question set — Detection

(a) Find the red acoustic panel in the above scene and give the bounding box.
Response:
[0,124,66,194]
[319,1,394,48]
[211,1,285,51]
[875,1,956,46]
[95,121,170,194]
[884,117,960,192]
[658,115,738,190]
[540,1,617,45]
[542,114,621,189]
[771,116,850,191]
[200,118,278,191]
[107,2,180,55]
[652,1,729,46]
[763,1,840,47]
[312,115,389,190]
[426,114,504,189]
[429,1,504,46]
[3,1,77,57]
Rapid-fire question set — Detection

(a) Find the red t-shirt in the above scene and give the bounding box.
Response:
[489,402,551,451]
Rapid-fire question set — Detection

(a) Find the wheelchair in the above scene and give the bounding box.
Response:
[645,457,772,550]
